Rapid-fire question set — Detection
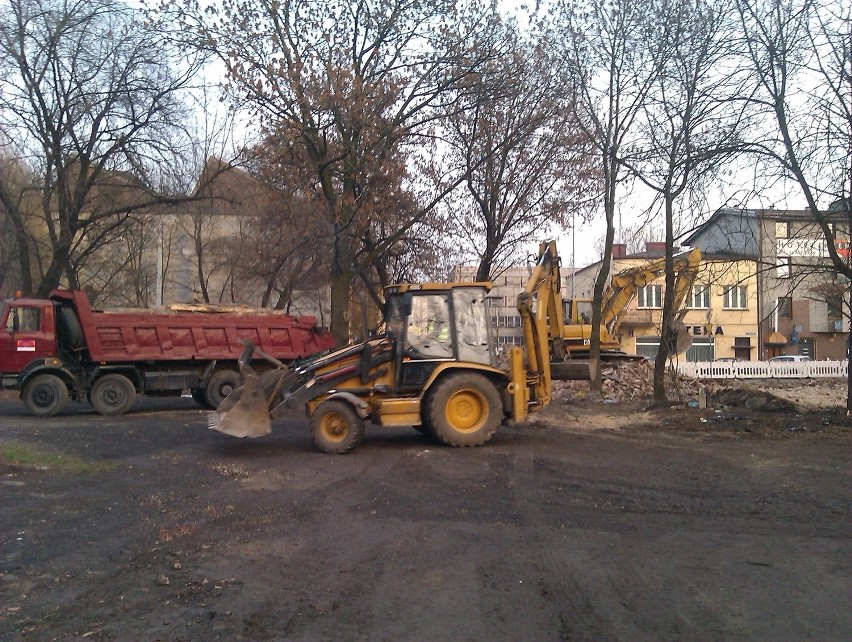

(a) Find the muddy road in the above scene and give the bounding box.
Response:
[1,395,850,641]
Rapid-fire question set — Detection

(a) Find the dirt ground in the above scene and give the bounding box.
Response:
[0,379,850,641]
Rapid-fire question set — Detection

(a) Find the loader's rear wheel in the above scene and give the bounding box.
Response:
[310,400,364,454]
[427,373,502,447]
[205,370,240,408]
[90,373,137,416]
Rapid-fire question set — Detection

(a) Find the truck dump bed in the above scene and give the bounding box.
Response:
[50,290,335,363]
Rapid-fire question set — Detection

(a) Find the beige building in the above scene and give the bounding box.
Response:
[570,243,760,361]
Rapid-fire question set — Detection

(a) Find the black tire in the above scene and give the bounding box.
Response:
[414,416,435,437]
[310,400,364,454]
[260,369,285,406]
[426,373,502,447]
[90,373,136,416]
[22,374,69,418]
[205,370,240,408]
[190,388,212,409]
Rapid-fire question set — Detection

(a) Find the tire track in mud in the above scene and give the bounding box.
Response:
[503,450,616,641]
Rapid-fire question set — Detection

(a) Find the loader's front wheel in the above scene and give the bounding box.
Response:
[427,373,502,447]
[310,400,364,454]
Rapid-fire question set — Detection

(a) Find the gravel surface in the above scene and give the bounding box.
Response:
[1,391,850,641]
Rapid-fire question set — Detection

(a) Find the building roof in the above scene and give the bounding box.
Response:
[682,206,847,247]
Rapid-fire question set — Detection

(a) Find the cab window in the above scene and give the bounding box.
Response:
[406,294,453,359]
[4,306,41,332]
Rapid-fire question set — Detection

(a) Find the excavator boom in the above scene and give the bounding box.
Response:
[562,247,701,358]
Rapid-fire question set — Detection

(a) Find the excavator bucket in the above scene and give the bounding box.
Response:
[207,371,272,438]
[207,341,272,438]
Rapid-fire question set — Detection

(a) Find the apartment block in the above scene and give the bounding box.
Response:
[684,206,850,360]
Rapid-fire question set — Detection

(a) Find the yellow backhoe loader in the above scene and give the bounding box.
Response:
[561,247,701,358]
[209,241,566,453]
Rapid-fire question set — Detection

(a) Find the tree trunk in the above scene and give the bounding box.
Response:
[653,194,677,404]
[5,206,34,295]
[847,280,851,416]
[329,261,352,347]
[36,239,73,297]
[590,152,619,394]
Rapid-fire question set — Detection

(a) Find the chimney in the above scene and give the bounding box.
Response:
[646,242,666,256]
[612,243,627,258]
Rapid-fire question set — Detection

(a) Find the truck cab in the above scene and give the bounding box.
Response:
[0,296,58,388]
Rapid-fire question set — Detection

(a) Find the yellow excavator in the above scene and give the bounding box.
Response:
[209,241,566,453]
[561,247,702,359]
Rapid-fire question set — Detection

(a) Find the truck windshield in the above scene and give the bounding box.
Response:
[4,306,40,332]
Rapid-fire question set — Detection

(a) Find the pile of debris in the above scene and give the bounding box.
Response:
[552,359,806,413]
[553,359,721,403]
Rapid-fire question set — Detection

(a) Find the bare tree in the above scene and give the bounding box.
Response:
[0,0,202,295]
[625,0,746,402]
[557,0,667,391]
[441,15,596,280]
[736,0,851,410]
[161,0,502,344]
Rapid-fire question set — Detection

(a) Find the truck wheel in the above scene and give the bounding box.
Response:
[190,389,211,409]
[426,373,502,447]
[310,400,364,454]
[260,369,285,406]
[90,374,137,415]
[22,374,69,417]
[205,370,240,408]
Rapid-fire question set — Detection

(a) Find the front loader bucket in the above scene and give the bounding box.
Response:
[207,372,271,438]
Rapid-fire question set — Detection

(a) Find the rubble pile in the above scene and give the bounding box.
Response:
[552,359,844,412]
[553,359,719,403]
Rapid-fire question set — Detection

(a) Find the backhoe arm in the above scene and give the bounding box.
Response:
[516,241,565,415]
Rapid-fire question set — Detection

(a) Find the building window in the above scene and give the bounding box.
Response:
[637,285,662,309]
[733,336,752,361]
[830,223,848,239]
[686,338,713,362]
[775,221,791,238]
[827,296,842,319]
[635,336,661,360]
[687,285,710,309]
[776,256,791,278]
[491,315,522,328]
[778,296,792,318]
[723,286,748,309]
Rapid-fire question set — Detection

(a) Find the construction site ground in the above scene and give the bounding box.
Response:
[1,373,850,641]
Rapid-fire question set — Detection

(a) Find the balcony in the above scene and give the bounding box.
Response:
[620,309,655,326]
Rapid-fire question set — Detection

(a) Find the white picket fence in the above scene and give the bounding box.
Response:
[678,360,849,379]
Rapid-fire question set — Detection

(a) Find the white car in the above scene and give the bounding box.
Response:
[769,355,812,362]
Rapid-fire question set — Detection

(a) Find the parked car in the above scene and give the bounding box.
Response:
[769,355,812,362]
[714,357,742,362]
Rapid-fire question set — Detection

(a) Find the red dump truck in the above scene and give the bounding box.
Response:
[0,289,336,417]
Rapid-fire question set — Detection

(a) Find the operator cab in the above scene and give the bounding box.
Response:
[384,284,498,391]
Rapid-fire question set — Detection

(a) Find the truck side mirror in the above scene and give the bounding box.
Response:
[11,308,19,332]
